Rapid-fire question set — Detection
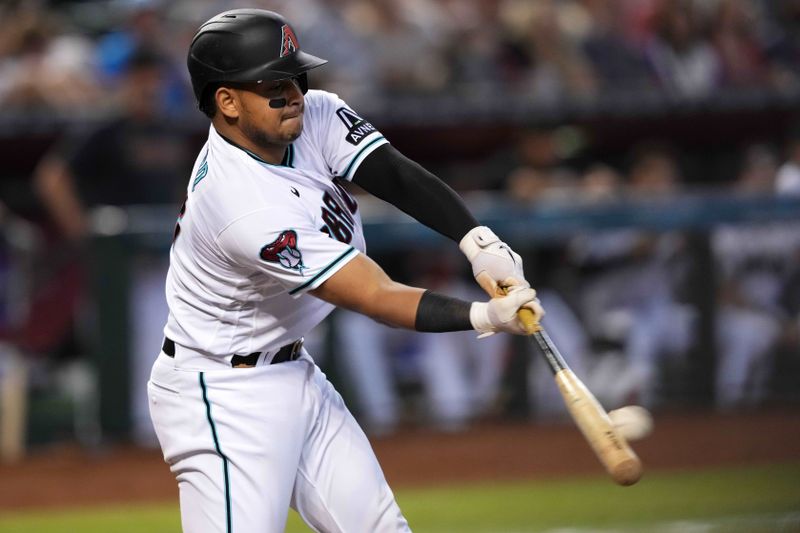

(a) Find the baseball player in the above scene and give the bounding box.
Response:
[148,9,543,533]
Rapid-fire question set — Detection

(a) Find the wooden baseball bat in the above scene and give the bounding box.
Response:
[476,273,642,486]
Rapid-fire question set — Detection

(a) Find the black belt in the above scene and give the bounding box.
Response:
[162,337,302,367]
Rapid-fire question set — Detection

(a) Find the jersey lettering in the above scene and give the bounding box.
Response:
[332,178,358,215]
[192,160,208,191]
[322,191,354,228]
[346,122,377,146]
[319,190,356,244]
[320,208,352,244]
[172,198,187,244]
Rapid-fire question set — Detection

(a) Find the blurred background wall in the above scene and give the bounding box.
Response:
[1,0,799,456]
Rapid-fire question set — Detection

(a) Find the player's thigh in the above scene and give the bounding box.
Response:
[150,357,316,532]
[149,357,240,533]
[292,367,411,533]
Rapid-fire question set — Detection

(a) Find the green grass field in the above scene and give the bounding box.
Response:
[2,463,798,532]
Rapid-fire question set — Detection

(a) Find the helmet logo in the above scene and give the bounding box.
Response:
[280,24,299,57]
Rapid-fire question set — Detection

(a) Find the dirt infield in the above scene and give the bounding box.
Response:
[1,408,798,511]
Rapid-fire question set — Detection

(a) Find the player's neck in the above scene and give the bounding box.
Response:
[213,123,287,165]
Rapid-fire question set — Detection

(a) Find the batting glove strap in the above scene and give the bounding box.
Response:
[459,226,501,260]
[469,301,495,335]
[460,226,528,289]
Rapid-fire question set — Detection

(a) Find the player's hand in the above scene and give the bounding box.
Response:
[470,285,545,337]
[460,226,527,294]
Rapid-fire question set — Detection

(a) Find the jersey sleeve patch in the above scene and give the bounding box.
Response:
[259,229,305,272]
[336,107,378,146]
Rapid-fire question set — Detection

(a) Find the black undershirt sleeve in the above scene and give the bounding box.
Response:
[414,290,473,332]
[352,144,478,242]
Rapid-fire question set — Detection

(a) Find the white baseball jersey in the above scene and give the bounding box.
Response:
[163,90,388,369]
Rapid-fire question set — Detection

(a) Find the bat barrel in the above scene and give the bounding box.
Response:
[476,274,644,486]
[554,368,643,487]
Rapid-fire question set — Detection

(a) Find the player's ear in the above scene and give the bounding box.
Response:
[216,87,240,119]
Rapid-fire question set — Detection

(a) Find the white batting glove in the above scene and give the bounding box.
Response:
[460,226,527,294]
[470,285,545,337]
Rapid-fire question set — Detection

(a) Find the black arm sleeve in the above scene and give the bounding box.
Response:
[414,290,473,332]
[352,144,478,242]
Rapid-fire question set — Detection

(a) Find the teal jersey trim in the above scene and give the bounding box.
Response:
[200,372,232,533]
[342,135,386,179]
[282,144,295,168]
[288,246,356,296]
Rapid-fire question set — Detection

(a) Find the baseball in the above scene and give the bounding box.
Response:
[608,406,654,441]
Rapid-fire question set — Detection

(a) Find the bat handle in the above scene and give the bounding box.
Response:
[517,308,541,335]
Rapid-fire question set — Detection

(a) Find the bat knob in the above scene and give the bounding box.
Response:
[611,457,643,486]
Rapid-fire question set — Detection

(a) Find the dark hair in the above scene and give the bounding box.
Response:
[199,82,221,118]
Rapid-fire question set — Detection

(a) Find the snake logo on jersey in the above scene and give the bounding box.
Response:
[260,230,306,272]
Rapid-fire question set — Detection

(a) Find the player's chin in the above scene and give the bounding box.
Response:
[282,120,304,142]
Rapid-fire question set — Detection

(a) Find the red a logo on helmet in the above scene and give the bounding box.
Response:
[280,24,298,57]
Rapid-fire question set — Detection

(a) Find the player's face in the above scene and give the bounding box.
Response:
[236,79,305,148]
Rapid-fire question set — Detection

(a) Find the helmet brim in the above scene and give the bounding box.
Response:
[250,51,328,82]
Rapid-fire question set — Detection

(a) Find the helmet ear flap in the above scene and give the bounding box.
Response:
[295,73,308,94]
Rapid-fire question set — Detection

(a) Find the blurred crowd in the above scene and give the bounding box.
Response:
[1,0,799,453]
[2,0,800,116]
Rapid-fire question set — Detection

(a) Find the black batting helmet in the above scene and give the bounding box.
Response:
[188,9,327,114]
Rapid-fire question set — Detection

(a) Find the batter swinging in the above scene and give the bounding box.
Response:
[148,9,544,533]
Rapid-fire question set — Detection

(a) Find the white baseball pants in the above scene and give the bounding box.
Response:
[148,351,411,533]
